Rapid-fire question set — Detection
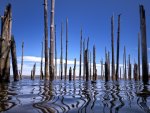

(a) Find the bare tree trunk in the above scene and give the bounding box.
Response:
[20,41,24,80]
[111,15,115,80]
[69,67,72,81]
[138,33,140,81]
[139,5,149,84]
[60,23,63,80]
[73,58,76,80]
[108,51,110,80]
[44,0,49,80]
[65,18,68,80]
[79,29,82,80]
[49,0,55,81]
[90,52,91,80]
[134,63,138,81]
[0,4,12,82]
[11,36,19,81]
[93,45,96,81]
[101,59,103,80]
[83,39,85,79]
[32,63,36,80]
[85,50,89,81]
[128,55,131,80]
[123,46,127,80]
[120,67,121,79]
[115,14,121,81]
[55,25,57,79]
[40,41,44,80]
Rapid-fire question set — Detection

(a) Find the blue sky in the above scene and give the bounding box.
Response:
[0,0,150,75]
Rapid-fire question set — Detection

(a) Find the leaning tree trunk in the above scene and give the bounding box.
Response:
[60,22,63,80]
[138,33,140,81]
[65,18,68,80]
[79,29,82,80]
[44,0,49,80]
[139,5,149,84]
[111,15,115,81]
[49,0,55,81]
[11,36,19,81]
[55,25,57,79]
[0,4,12,82]
[115,14,121,81]
[40,41,44,80]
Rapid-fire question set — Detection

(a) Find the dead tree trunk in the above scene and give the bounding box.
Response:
[60,22,63,80]
[32,63,36,80]
[55,25,57,79]
[20,41,24,80]
[139,5,149,84]
[31,70,33,80]
[123,46,127,80]
[0,4,12,82]
[101,59,103,80]
[44,0,49,80]
[79,29,82,80]
[64,18,68,80]
[111,15,115,80]
[49,0,55,81]
[128,55,131,80]
[83,39,85,79]
[40,41,44,80]
[11,36,19,81]
[85,50,89,81]
[73,58,76,80]
[108,51,110,80]
[120,67,121,79]
[115,14,121,81]
[138,33,140,80]
[134,63,138,81]
[90,52,91,80]
[69,67,72,81]
[93,45,96,81]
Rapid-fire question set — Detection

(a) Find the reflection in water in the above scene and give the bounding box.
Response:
[0,79,150,113]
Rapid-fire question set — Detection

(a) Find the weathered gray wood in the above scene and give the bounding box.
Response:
[139,5,149,84]
[128,55,131,80]
[83,39,85,79]
[49,0,55,80]
[55,25,57,79]
[123,46,127,80]
[101,59,103,80]
[60,22,63,80]
[138,33,140,80]
[0,4,12,82]
[93,45,96,81]
[64,18,68,80]
[32,63,36,80]
[85,50,89,81]
[69,67,72,81]
[44,0,49,80]
[79,29,82,80]
[73,58,76,80]
[20,41,24,80]
[115,14,121,81]
[134,63,138,81]
[40,41,44,80]
[11,36,19,81]
[111,15,115,81]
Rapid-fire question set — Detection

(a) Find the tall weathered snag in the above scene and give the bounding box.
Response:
[40,41,44,80]
[49,0,55,80]
[55,25,57,79]
[0,4,12,82]
[123,46,127,80]
[65,18,68,80]
[79,29,82,80]
[69,67,72,81]
[115,14,121,80]
[44,0,49,80]
[85,50,89,81]
[93,45,96,81]
[138,33,140,80]
[73,58,76,80]
[11,36,19,81]
[111,15,115,80]
[20,41,24,80]
[60,23,63,80]
[128,55,131,80]
[139,5,149,84]
[83,39,85,79]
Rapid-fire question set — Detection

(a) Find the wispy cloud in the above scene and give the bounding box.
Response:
[148,48,150,51]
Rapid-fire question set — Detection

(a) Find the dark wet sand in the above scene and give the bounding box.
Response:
[0,77,150,113]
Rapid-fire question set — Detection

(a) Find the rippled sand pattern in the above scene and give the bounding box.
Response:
[0,79,150,113]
